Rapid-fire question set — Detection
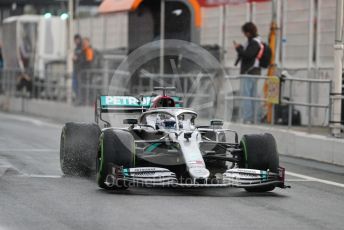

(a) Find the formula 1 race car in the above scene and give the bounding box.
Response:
[60,87,288,192]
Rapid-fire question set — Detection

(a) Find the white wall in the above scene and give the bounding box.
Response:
[200,4,250,68]
[224,3,250,68]
[252,1,272,44]
[282,0,313,69]
[317,0,336,68]
[200,7,222,46]
[75,13,128,51]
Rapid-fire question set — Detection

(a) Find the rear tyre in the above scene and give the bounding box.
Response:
[240,133,279,192]
[97,129,135,190]
[60,122,101,176]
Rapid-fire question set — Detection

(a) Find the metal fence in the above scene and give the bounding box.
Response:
[0,68,112,105]
[0,68,341,134]
[0,69,69,101]
[223,74,332,132]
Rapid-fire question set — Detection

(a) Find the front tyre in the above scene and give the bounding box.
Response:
[240,133,279,192]
[97,129,135,190]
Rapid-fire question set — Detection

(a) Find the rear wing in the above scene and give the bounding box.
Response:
[95,95,183,125]
[99,96,150,113]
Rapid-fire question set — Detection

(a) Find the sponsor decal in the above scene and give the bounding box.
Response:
[188,160,205,166]
[260,171,268,182]
[266,76,280,104]
[130,167,159,172]
[100,96,183,108]
[123,168,129,176]
[224,173,261,179]
[101,96,152,107]
[228,168,261,174]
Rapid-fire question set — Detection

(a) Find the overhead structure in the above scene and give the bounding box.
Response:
[98,0,143,14]
[98,0,202,48]
[197,0,270,7]
[98,0,202,76]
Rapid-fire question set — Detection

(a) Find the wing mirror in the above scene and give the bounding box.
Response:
[210,120,223,127]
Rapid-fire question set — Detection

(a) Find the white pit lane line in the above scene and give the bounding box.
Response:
[0,149,58,152]
[20,174,62,178]
[285,178,315,182]
[0,148,61,178]
[286,171,344,188]
[0,112,61,128]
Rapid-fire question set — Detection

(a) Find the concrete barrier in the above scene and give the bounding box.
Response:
[224,123,344,166]
[0,96,93,123]
[1,95,344,166]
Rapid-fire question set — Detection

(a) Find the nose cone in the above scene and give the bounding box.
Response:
[189,167,210,179]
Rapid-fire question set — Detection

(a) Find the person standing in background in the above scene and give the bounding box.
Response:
[72,34,83,103]
[82,37,94,69]
[76,37,94,105]
[16,35,33,96]
[234,22,262,124]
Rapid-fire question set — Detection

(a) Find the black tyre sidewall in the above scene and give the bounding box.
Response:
[60,122,100,176]
[97,129,134,189]
[240,133,279,192]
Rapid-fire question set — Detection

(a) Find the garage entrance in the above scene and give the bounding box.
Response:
[128,0,192,53]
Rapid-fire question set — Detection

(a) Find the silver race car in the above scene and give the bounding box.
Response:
[60,88,288,192]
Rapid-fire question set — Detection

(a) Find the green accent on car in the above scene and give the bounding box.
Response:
[240,138,248,168]
[96,133,104,184]
[123,168,129,176]
[261,170,268,182]
[146,143,161,153]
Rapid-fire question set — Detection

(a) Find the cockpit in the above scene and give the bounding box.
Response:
[139,110,197,131]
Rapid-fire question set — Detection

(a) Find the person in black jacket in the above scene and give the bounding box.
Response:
[72,34,83,103]
[234,22,262,123]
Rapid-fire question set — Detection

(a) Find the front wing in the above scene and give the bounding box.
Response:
[104,166,288,189]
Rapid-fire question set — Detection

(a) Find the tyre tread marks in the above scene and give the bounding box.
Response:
[60,122,100,176]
